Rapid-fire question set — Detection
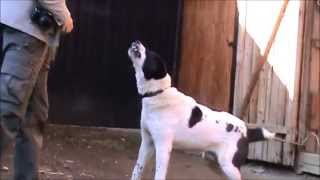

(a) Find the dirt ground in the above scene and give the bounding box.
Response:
[1,125,319,180]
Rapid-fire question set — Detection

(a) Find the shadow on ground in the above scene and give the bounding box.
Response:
[1,125,319,180]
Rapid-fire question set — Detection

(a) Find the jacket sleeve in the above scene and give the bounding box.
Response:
[38,0,71,26]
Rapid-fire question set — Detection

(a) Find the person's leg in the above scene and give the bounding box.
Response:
[14,52,52,180]
[0,125,11,176]
[24,54,51,149]
[0,26,48,180]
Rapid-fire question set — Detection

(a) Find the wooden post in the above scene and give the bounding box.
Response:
[239,0,290,119]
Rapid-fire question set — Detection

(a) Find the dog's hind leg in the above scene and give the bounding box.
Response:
[214,144,242,180]
[219,160,241,180]
[131,129,154,180]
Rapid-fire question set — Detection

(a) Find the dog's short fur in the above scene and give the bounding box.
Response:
[128,41,276,180]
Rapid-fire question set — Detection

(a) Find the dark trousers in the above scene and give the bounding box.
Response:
[0,26,53,180]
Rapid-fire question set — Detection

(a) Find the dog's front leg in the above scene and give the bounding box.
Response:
[131,129,154,180]
[154,136,173,180]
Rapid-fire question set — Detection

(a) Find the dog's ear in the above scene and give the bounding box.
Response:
[143,50,167,80]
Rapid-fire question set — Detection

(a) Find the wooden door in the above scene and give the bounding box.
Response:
[178,0,237,111]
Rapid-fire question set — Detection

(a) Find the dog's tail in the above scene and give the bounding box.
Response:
[247,128,276,143]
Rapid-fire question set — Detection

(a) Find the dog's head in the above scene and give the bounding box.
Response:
[128,40,167,80]
[128,41,171,95]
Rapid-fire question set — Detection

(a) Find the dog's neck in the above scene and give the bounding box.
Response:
[135,72,172,96]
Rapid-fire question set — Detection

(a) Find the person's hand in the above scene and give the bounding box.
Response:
[62,16,74,33]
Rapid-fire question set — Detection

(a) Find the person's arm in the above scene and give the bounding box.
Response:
[38,0,73,33]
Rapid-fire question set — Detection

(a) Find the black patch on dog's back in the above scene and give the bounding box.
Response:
[232,137,249,169]
[247,128,265,142]
[188,106,203,128]
[143,50,167,80]
[226,123,234,132]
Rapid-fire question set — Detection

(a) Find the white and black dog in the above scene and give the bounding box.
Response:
[128,41,276,180]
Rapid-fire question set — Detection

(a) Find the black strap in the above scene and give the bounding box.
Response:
[140,89,164,98]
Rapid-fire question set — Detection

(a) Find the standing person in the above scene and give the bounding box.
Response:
[0,0,73,179]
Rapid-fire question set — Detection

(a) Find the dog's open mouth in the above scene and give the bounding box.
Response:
[130,41,141,58]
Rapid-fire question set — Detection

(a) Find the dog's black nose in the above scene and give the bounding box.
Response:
[132,40,141,47]
[134,40,141,44]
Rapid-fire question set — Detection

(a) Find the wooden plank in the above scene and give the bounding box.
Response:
[296,152,320,175]
[267,68,280,163]
[309,56,320,133]
[263,64,273,162]
[310,94,320,131]
[309,12,320,104]
[297,0,320,163]
[280,0,302,166]
[233,2,247,114]
[298,163,320,175]
[289,0,307,166]
[312,39,320,48]
[248,41,261,124]
[305,2,320,154]
[251,60,267,161]
[233,26,247,116]
[234,0,258,159]
[298,152,320,166]
[248,44,260,160]
[243,29,255,118]
[312,0,320,155]
[298,0,314,154]
[276,0,306,166]
[309,95,320,153]
[248,36,260,160]
[233,0,250,117]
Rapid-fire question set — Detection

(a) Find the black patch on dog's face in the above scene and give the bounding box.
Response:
[188,106,203,128]
[226,123,234,132]
[232,137,249,169]
[142,50,167,80]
